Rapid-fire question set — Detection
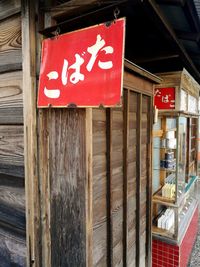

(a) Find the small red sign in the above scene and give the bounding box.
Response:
[154,87,175,109]
[38,18,125,107]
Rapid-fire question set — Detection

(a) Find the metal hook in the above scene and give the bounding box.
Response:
[55,27,61,39]
[114,7,120,21]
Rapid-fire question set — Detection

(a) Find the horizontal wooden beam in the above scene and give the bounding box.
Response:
[134,53,179,63]
[156,0,187,6]
[0,15,22,74]
[184,0,200,32]
[45,0,125,19]
[141,0,200,84]
[176,30,200,42]
[40,0,128,36]
[124,59,162,84]
[190,54,200,63]
[0,71,23,124]
[0,0,21,21]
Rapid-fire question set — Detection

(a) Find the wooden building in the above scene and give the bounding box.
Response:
[0,1,163,266]
[0,1,26,266]
[1,0,200,267]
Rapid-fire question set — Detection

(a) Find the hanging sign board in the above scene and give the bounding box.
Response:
[154,87,175,109]
[37,18,125,108]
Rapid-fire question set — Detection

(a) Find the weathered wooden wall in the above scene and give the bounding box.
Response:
[0,0,26,266]
[21,1,155,266]
[36,73,153,267]
[92,74,153,266]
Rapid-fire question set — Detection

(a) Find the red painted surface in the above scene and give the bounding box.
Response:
[38,18,125,107]
[152,206,198,267]
[180,207,199,267]
[154,87,175,109]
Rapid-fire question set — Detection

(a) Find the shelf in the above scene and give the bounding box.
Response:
[153,189,176,207]
[185,175,197,193]
[153,147,176,150]
[178,199,198,243]
[153,194,175,205]
[165,128,177,132]
[153,130,163,137]
[189,160,195,168]
[160,168,176,172]
[152,225,174,240]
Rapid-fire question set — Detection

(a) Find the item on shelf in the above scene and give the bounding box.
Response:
[166,138,176,149]
[165,173,175,183]
[160,158,176,169]
[162,183,175,198]
[161,138,166,148]
[165,151,174,160]
[158,215,165,228]
[164,159,176,169]
[160,160,166,168]
[166,131,175,139]
[157,208,174,230]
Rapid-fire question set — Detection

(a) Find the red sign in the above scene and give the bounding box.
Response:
[37,18,125,107]
[154,87,175,109]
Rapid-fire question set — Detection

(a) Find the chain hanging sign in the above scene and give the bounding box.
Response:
[38,18,125,107]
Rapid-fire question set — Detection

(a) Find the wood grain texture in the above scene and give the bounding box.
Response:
[49,0,110,19]
[127,91,137,267]
[22,1,40,266]
[0,185,25,236]
[38,109,51,267]
[136,94,142,267]
[123,90,129,266]
[92,109,107,266]
[0,228,26,267]
[0,14,22,73]
[123,70,153,96]
[49,109,86,267]
[111,109,123,267]
[86,108,93,267]
[0,71,23,124]
[0,0,21,21]
[0,125,24,177]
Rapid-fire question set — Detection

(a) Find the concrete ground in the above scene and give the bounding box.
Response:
[188,179,200,267]
[188,222,200,266]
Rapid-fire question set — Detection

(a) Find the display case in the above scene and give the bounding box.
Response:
[152,113,198,242]
[152,69,200,266]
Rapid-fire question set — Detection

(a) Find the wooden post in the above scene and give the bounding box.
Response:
[106,108,113,266]
[123,89,129,265]
[136,93,142,266]
[146,96,153,267]
[38,109,51,267]
[22,0,41,266]
[86,108,93,267]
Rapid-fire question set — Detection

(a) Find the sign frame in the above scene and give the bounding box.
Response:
[37,18,126,108]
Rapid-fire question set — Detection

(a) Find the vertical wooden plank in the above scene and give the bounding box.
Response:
[127,91,137,266]
[86,108,93,267]
[50,109,86,267]
[92,108,107,266]
[123,89,129,266]
[195,118,198,175]
[106,108,113,266]
[38,109,51,267]
[136,93,142,267]
[186,118,190,182]
[22,1,40,266]
[111,108,123,266]
[145,96,153,267]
